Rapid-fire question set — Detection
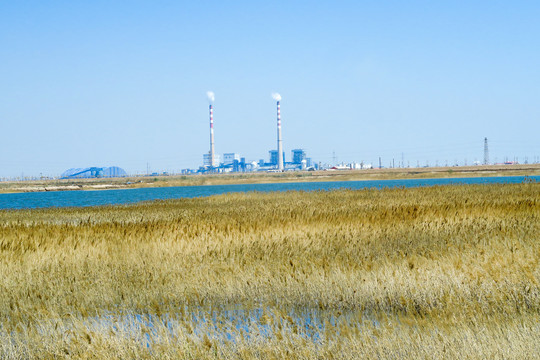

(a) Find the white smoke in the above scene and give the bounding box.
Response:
[206,91,215,103]
[271,92,282,101]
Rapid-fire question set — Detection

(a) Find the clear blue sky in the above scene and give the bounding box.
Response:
[1,1,539,177]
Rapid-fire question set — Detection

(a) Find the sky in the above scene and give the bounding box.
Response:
[1,0,539,178]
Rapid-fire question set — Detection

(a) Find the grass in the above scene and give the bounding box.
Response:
[0,182,539,358]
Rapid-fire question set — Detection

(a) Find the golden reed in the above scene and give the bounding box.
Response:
[0,182,538,358]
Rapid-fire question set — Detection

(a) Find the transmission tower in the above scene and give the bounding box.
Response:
[483,137,489,165]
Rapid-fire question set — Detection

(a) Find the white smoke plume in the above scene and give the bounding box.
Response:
[272,92,282,101]
[206,91,215,103]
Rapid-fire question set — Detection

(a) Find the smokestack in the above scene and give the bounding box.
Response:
[206,91,215,168]
[277,100,283,171]
[272,93,283,171]
[209,104,214,168]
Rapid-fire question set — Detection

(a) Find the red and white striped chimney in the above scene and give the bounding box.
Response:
[277,100,283,171]
[209,104,215,167]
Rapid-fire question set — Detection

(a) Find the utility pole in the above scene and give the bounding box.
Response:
[484,137,489,165]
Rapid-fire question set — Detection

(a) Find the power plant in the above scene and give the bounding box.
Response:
[14,92,536,181]
[199,92,314,173]
[191,92,517,176]
[41,101,535,180]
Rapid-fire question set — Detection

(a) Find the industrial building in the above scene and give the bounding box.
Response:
[269,150,286,166]
[61,166,127,179]
[223,153,240,165]
[203,153,220,167]
[292,149,306,164]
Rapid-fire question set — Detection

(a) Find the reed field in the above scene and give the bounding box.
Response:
[0,182,539,359]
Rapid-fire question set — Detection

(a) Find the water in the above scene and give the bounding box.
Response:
[27,306,377,348]
[0,175,537,210]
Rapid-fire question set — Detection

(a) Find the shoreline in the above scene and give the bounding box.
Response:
[1,164,539,194]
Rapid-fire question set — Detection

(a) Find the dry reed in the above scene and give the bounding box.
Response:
[0,182,538,358]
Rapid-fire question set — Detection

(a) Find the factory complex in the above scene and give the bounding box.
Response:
[57,92,347,180]
[55,92,512,181]
[202,148,314,174]
[198,92,317,174]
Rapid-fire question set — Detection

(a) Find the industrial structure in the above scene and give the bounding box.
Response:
[202,91,218,168]
[484,137,489,165]
[292,149,306,164]
[200,91,309,173]
[269,150,285,166]
[208,103,216,167]
[61,166,127,179]
[51,104,514,180]
[194,91,396,174]
[276,96,284,171]
[203,153,220,167]
[196,91,325,173]
[223,153,240,165]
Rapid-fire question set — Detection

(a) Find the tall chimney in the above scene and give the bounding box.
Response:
[209,104,215,168]
[277,100,283,171]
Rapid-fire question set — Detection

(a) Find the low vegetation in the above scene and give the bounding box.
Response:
[0,182,538,358]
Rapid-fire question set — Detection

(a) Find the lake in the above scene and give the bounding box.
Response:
[0,175,537,210]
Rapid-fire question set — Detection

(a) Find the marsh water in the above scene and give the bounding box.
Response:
[46,306,377,347]
[1,175,537,210]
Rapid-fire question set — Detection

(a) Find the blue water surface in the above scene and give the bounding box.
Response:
[0,175,537,210]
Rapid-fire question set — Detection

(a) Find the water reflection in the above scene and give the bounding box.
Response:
[70,305,381,347]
